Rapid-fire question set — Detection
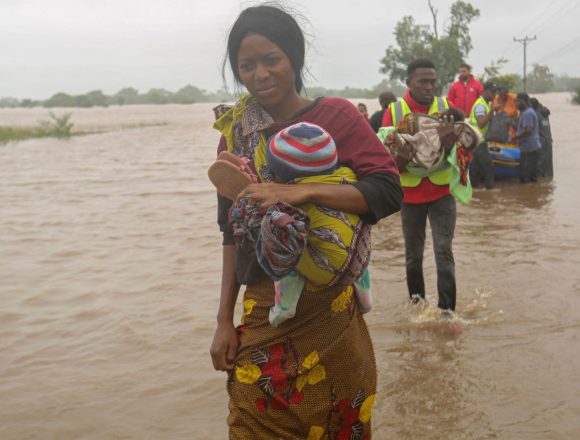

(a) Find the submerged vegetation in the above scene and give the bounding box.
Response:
[573,86,580,105]
[42,112,74,137]
[0,112,73,143]
[0,112,168,144]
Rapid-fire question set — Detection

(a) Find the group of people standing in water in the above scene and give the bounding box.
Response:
[207,4,553,438]
[359,63,554,189]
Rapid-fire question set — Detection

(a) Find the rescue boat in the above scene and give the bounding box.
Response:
[488,141,520,179]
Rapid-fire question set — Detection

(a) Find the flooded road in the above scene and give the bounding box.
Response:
[1,93,579,439]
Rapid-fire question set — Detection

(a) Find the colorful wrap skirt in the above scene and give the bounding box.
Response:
[227,278,377,439]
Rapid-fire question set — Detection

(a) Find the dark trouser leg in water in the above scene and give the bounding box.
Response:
[401,195,457,310]
[470,142,494,189]
[428,195,456,311]
[401,202,427,301]
[519,149,541,183]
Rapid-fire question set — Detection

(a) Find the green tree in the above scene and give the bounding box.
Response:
[114,87,140,105]
[480,57,508,82]
[526,64,554,93]
[491,74,522,91]
[572,86,580,105]
[85,90,108,107]
[20,99,39,108]
[0,97,20,108]
[552,74,580,92]
[142,88,172,104]
[174,85,206,104]
[44,92,77,108]
[379,0,480,90]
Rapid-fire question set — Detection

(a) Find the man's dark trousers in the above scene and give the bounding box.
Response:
[401,194,456,310]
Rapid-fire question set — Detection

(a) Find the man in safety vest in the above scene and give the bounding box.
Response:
[381,58,459,312]
[468,82,499,189]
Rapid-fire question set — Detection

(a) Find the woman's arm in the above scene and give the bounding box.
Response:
[210,244,241,371]
[238,181,370,214]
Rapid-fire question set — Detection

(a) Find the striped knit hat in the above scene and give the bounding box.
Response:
[266,122,338,182]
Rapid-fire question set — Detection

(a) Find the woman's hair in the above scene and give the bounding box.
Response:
[224,4,306,93]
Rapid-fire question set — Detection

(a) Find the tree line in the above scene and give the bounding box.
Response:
[0,85,235,109]
[2,69,577,110]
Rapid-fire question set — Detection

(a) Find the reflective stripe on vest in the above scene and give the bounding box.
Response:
[389,97,450,188]
[468,96,490,136]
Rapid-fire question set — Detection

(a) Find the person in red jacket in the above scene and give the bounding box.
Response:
[447,63,483,115]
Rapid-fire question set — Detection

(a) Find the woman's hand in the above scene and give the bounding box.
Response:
[237,182,313,209]
[210,322,238,371]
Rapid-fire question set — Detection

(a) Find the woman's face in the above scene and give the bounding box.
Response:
[237,33,298,117]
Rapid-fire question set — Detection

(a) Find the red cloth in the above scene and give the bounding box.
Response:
[381,90,450,204]
[446,74,483,115]
[219,97,399,179]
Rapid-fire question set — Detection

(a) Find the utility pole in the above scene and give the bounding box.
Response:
[513,35,537,93]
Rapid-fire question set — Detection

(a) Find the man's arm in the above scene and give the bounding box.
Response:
[475,104,493,129]
[512,127,533,141]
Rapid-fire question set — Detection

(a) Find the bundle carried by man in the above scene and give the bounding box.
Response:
[378,113,482,204]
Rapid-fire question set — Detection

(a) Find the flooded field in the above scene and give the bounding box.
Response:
[1,93,579,439]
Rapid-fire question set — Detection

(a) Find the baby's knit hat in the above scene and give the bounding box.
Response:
[266,122,337,182]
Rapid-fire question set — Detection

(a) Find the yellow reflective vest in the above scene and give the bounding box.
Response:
[468,96,490,136]
[388,96,450,188]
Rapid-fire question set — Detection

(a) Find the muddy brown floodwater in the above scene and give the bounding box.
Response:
[1,93,579,439]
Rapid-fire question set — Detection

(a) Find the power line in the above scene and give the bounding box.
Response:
[533,0,579,36]
[533,34,580,64]
[514,2,559,39]
[513,35,537,92]
[498,1,561,60]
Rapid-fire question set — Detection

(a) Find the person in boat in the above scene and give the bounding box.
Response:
[530,97,554,178]
[381,58,462,313]
[493,86,518,118]
[369,91,397,133]
[209,5,402,438]
[469,82,499,189]
[492,86,519,141]
[512,93,542,183]
[447,63,483,115]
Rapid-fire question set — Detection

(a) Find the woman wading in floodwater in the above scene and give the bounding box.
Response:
[209,5,402,438]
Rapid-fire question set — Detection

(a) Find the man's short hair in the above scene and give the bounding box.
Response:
[460,63,471,71]
[516,92,530,103]
[407,58,436,77]
[379,91,396,106]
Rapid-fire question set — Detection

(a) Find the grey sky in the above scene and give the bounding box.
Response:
[1,0,578,99]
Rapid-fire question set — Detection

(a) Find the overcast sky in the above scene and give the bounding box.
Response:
[1,0,579,99]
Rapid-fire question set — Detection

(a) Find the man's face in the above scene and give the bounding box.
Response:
[407,67,437,105]
[458,67,470,82]
[516,98,527,111]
